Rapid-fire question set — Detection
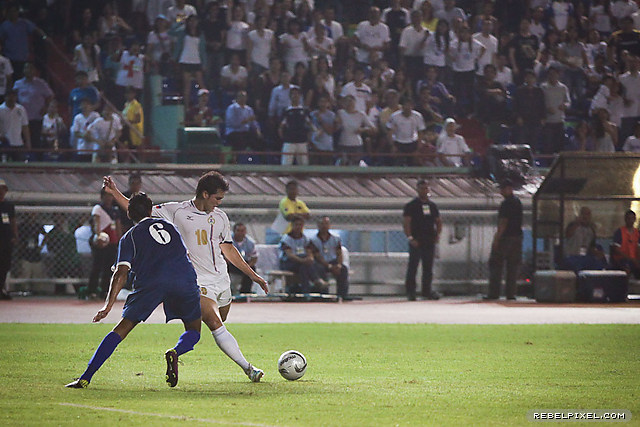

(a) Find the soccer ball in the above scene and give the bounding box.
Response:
[277,350,307,381]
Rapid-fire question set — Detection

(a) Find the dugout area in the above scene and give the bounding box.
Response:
[533,152,640,268]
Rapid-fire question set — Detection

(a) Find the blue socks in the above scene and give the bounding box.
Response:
[174,330,200,356]
[78,329,199,383]
[80,331,122,383]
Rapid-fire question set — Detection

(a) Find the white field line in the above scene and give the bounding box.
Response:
[58,403,280,426]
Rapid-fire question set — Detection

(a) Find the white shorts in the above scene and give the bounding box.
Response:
[199,284,232,308]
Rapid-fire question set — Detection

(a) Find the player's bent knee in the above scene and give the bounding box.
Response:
[201,310,223,331]
[184,317,202,333]
[113,318,138,340]
[219,304,230,322]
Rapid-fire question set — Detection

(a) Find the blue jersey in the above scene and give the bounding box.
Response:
[116,217,197,289]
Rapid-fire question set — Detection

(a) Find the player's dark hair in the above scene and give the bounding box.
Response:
[233,222,245,231]
[626,210,636,218]
[416,179,429,187]
[128,192,153,222]
[196,171,229,198]
[285,180,298,189]
[129,172,141,183]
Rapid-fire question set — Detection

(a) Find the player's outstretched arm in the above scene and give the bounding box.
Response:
[220,243,269,294]
[93,265,129,323]
[102,176,130,211]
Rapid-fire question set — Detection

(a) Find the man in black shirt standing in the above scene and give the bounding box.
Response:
[0,177,17,300]
[403,179,442,301]
[508,19,540,86]
[279,87,313,166]
[486,179,523,300]
[608,17,640,71]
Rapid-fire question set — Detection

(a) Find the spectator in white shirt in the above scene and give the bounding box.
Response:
[495,53,514,89]
[354,7,391,65]
[622,121,640,152]
[0,39,13,102]
[619,55,640,142]
[307,23,336,62]
[41,99,66,155]
[279,19,310,75]
[336,95,376,165]
[436,117,470,167]
[321,6,345,41]
[541,66,572,154]
[225,4,250,64]
[173,15,205,101]
[247,15,275,78]
[473,19,498,76]
[0,89,30,160]
[386,97,426,165]
[530,7,547,41]
[611,0,639,21]
[549,0,573,32]
[423,19,453,76]
[340,67,372,113]
[166,0,197,26]
[450,26,485,116]
[71,98,100,161]
[400,9,429,86]
[220,53,248,96]
[86,105,122,163]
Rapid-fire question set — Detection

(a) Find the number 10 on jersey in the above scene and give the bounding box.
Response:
[195,229,208,245]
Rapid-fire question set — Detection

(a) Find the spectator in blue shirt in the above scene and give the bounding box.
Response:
[310,95,337,165]
[279,217,326,295]
[228,222,258,294]
[268,70,297,123]
[225,91,262,152]
[69,71,100,119]
[13,62,53,159]
[311,216,350,299]
[0,5,40,80]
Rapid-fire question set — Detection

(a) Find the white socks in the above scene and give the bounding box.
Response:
[212,325,250,371]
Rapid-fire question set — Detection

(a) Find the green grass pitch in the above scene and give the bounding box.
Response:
[0,323,638,426]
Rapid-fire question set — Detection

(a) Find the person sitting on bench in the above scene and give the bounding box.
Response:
[611,210,640,277]
[278,217,326,295]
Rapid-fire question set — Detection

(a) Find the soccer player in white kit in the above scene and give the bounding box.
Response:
[103,172,268,382]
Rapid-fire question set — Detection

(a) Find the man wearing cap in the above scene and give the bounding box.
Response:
[0,178,17,299]
[185,89,218,127]
[486,179,523,300]
[436,118,471,167]
[0,88,30,161]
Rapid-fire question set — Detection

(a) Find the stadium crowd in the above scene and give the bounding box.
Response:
[0,0,639,165]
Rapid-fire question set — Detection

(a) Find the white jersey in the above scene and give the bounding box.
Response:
[152,200,232,290]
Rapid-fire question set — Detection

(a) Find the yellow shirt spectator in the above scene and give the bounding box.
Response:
[279,196,310,234]
[123,98,144,147]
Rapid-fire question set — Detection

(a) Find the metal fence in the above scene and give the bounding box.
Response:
[6,206,532,295]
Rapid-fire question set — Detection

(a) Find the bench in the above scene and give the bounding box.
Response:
[228,244,349,301]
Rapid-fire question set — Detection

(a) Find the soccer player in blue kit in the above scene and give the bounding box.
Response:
[66,193,202,388]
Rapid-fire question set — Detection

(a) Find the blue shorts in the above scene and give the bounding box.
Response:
[122,282,201,323]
